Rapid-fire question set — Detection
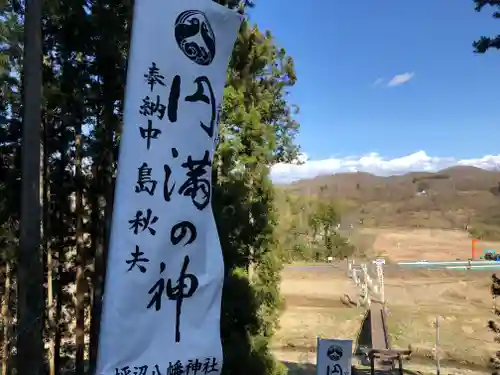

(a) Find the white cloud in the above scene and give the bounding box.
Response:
[386,72,415,87]
[270,151,500,184]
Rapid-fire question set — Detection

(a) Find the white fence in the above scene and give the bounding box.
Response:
[347,259,385,307]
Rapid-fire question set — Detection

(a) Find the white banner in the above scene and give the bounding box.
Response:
[316,338,353,375]
[96,1,241,374]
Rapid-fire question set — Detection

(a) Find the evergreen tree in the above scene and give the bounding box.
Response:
[489,274,500,375]
[213,18,299,375]
[0,1,303,374]
[0,2,22,374]
[473,0,500,53]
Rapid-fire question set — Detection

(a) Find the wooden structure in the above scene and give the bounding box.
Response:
[368,348,412,375]
[347,260,412,373]
[369,303,390,369]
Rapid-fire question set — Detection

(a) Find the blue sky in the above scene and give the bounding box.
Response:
[247,1,500,181]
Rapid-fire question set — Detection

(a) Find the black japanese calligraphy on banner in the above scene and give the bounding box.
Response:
[139,120,161,150]
[113,357,220,375]
[135,162,157,195]
[170,221,197,246]
[129,209,158,235]
[126,246,149,273]
[144,62,165,91]
[185,76,216,138]
[162,150,212,210]
[140,95,166,120]
[95,1,242,373]
[133,149,213,209]
[142,66,217,139]
[142,63,180,122]
[114,364,163,375]
[139,63,182,150]
[178,150,211,210]
[115,365,150,375]
[167,357,219,375]
[147,256,199,343]
[163,148,179,202]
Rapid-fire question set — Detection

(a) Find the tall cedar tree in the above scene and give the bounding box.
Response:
[0,1,300,375]
[41,1,79,368]
[0,2,23,374]
[473,0,500,52]
[86,0,130,371]
[214,18,299,375]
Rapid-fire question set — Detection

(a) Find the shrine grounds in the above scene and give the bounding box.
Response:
[272,228,500,375]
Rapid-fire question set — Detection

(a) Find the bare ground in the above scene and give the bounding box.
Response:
[366,227,500,261]
[274,229,500,375]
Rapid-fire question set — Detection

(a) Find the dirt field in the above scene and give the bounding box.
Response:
[366,227,500,262]
[274,229,500,375]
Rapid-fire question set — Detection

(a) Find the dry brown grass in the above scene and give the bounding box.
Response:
[365,227,500,262]
[274,246,498,374]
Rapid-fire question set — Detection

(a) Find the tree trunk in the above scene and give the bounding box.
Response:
[75,130,86,375]
[53,142,66,375]
[46,243,55,375]
[17,0,45,373]
[88,127,114,374]
[89,171,115,374]
[42,116,56,375]
[88,184,103,374]
[1,262,11,375]
[88,22,119,364]
[53,243,62,375]
[45,192,55,375]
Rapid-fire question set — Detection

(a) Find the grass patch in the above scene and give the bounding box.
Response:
[276,257,495,371]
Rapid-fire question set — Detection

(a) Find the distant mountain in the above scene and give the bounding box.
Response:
[280,166,500,230]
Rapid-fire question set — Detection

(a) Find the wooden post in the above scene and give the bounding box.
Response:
[370,352,375,375]
[18,0,45,373]
[435,316,440,375]
[376,262,384,303]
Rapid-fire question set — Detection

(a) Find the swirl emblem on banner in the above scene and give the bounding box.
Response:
[174,10,216,66]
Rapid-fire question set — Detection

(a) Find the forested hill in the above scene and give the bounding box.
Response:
[277,166,500,237]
